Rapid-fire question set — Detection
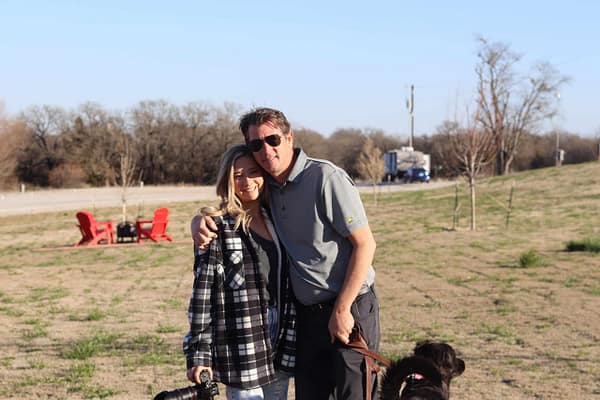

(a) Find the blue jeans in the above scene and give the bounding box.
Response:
[225,370,290,400]
[225,306,290,400]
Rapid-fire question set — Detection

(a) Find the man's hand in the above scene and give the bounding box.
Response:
[191,214,218,249]
[187,366,213,383]
[328,305,355,344]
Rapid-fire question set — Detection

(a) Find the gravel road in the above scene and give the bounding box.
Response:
[0,181,454,217]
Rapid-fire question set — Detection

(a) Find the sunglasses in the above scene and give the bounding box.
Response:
[248,134,283,152]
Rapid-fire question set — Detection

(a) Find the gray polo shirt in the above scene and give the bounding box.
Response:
[267,149,375,306]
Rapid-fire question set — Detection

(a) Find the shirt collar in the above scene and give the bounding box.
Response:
[268,148,306,188]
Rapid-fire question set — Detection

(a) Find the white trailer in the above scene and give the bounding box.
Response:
[383,147,430,182]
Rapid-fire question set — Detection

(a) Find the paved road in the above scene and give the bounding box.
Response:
[0,186,217,217]
[0,181,454,217]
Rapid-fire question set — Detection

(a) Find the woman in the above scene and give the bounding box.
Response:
[183,144,296,400]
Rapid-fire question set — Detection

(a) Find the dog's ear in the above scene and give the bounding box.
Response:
[452,357,466,377]
[414,342,447,363]
[414,340,432,354]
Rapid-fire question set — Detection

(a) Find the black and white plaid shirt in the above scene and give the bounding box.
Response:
[183,213,296,389]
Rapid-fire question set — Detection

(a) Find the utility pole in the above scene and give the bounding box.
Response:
[406,84,414,149]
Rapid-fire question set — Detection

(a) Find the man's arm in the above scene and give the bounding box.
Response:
[328,224,376,344]
[191,214,219,248]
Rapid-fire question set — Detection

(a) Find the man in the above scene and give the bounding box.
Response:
[193,107,380,400]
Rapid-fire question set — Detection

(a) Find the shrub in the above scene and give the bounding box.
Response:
[519,249,545,268]
[566,238,600,253]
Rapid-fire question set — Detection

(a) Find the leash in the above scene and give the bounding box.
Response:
[346,327,391,400]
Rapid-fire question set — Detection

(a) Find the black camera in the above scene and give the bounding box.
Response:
[154,370,219,400]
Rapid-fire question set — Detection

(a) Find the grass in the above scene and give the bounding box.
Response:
[0,162,599,399]
[68,308,108,322]
[30,286,70,302]
[22,319,49,340]
[66,362,96,384]
[63,332,121,360]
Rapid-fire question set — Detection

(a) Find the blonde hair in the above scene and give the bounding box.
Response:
[200,144,266,232]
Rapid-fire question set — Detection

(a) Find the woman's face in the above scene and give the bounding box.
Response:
[233,155,264,203]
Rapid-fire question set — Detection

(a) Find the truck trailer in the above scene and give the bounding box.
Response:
[383,147,430,182]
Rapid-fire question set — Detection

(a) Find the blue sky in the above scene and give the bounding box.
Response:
[1,0,598,138]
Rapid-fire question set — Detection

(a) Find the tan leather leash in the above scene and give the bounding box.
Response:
[346,327,392,400]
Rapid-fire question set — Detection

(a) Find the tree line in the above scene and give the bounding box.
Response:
[0,98,596,191]
[0,38,598,191]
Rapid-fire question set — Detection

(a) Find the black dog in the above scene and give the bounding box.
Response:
[380,341,465,400]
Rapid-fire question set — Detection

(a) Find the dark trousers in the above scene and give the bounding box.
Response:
[295,287,381,400]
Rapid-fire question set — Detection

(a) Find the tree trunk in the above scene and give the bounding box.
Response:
[469,175,476,230]
[372,182,378,206]
[503,154,514,175]
[121,186,127,223]
[496,147,505,176]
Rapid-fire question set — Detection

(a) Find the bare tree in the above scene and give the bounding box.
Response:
[130,100,178,184]
[294,128,330,159]
[439,110,496,230]
[20,105,66,156]
[328,129,366,177]
[114,134,138,223]
[67,103,122,186]
[475,36,569,175]
[356,138,384,204]
[18,105,69,185]
[0,106,29,189]
[174,101,212,182]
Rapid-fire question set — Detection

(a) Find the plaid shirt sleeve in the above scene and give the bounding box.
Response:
[183,236,223,370]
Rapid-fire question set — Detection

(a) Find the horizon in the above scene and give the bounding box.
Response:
[1,1,598,137]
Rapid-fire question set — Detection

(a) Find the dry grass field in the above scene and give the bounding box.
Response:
[0,162,599,399]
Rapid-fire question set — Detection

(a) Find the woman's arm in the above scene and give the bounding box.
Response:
[183,241,220,380]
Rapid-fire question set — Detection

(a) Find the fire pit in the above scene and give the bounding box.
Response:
[117,221,137,243]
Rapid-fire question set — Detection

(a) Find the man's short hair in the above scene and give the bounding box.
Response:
[239,107,291,141]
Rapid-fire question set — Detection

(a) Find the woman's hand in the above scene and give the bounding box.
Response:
[187,366,213,384]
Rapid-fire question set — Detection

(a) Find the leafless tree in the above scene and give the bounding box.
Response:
[439,110,496,230]
[432,121,462,177]
[356,138,384,204]
[204,102,243,180]
[17,105,70,185]
[114,133,139,223]
[172,101,212,182]
[20,105,66,156]
[130,100,179,184]
[294,128,330,159]
[475,36,569,175]
[66,103,123,186]
[363,128,403,153]
[328,128,367,177]
[0,106,29,189]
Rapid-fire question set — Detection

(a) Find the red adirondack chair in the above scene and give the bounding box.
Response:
[74,211,115,247]
[136,207,173,243]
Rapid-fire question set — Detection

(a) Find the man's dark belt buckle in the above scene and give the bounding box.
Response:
[304,300,335,312]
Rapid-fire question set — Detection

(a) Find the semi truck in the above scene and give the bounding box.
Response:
[383,147,430,182]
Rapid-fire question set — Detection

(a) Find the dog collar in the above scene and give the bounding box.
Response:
[406,373,424,381]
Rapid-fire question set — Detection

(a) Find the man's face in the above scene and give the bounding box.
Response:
[247,122,294,182]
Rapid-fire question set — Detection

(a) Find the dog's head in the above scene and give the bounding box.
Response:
[380,341,465,400]
[413,341,465,384]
